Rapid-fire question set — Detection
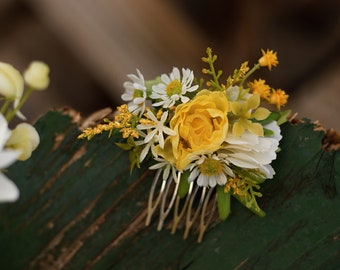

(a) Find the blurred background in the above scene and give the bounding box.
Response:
[1,0,339,129]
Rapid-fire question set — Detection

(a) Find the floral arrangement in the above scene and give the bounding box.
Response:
[0,61,50,202]
[79,48,290,242]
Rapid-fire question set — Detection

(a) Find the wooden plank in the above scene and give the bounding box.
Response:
[0,110,339,269]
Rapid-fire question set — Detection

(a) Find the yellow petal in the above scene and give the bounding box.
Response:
[247,94,260,110]
[230,101,241,115]
[251,107,270,120]
[232,122,245,137]
[248,122,264,136]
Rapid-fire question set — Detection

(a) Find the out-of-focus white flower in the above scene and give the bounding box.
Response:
[121,69,147,116]
[0,113,21,202]
[24,61,50,90]
[0,62,24,100]
[0,61,24,121]
[5,123,40,161]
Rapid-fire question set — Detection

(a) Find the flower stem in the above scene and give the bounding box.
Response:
[240,64,260,87]
[6,87,33,122]
[0,99,12,115]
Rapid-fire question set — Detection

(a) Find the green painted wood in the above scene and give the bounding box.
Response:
[0,110,339,269]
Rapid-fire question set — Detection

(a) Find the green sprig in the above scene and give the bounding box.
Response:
[201,47,224,91]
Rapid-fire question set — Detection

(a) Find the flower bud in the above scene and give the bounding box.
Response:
[5,123,40,161]
[0,62,24,99]
[24,61,50,90]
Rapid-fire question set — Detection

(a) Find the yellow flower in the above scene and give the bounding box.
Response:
[248,79,271,100]
[156,90,229,170]
[78,121,115,140]
[5,123,40,161]
[230,94,270,137]
[258,49,279,70]
[24,61,50,90]
[268,88,289,110]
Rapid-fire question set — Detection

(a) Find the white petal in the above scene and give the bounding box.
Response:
[0,114,11,149]
[172,67,180,80]
[0,173,19,202]
[228,152,260,168]
[0,150,21,169]
[197,174,208,187]
[144,130,157,143]
[139,143,150,162]
[265,121,282,141]
[260,165,275,179]
[188,168,199,182]
[209,176,217,187]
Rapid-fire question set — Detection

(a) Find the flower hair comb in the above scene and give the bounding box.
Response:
[79,48,290,242]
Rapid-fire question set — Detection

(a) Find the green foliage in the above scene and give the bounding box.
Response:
[201,47,224,91]
[178,170,191,198]
[217,186,231,220]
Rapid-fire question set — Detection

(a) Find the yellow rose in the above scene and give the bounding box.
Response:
[156,90,229,170]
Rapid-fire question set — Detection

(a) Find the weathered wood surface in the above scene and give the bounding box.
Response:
[0,110,339,269]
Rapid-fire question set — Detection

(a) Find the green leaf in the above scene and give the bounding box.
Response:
[0,111,338,269]
[263,127,274,136]
[216,186,231,220]
[276,109,291,125]
[178,170,190,198]
[115,142,132,150]
[259,109,291,126]
[232,192,266,218]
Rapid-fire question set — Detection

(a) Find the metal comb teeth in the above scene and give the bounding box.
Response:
[146,169,217,243]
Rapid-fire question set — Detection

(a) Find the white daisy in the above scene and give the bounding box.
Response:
[150,67,198,108]
[137,110,175,149]
[0,113,21,202]
[121,69,147,116]
[149,157,179,182]
[187,153,234,188]
[221,121,282,179]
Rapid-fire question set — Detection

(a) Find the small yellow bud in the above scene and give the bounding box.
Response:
[5,123,40,161]
[24,61,50,90]
[202,68,209,74]
[258,49,279,70]
[268,89,289,110]
[0,62,24,99]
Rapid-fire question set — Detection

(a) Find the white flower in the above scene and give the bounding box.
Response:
[121,69,147,116]
[150,67,198,108]
[221,121,282,179]
[135,135,158,163]
[226,85,251,101]
[5,123,40,161]
[149,157,179,182]
[137,110,175,149]
[0,62,24,99]
[24,61,50,90]
[0,62,25,119]
[187,153,234,188]
[0,113,21,202]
